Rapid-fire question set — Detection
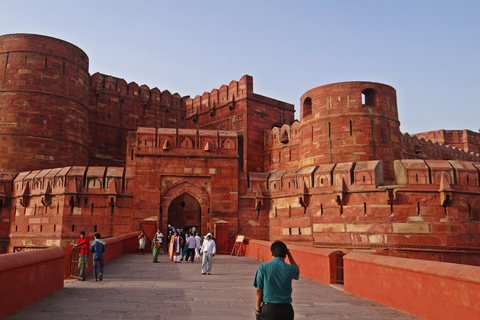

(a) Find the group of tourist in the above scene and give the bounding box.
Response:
[167,230,216,275]
[138,226,217,275]
[73,231,106,282]
[75,228,300,320]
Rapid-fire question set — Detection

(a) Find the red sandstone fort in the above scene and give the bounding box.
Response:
[1,33,480,265]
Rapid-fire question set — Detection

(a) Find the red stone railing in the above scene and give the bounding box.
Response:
[344,253,480,320]
[243,239,480,320]
[244,239,343,284]
[0,232,140,318]
[0,247,66,319]
[63,232,140,279]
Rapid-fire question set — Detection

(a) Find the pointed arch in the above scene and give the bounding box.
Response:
[161,181,211,234]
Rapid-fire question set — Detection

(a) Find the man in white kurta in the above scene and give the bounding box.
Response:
[195,232,202,260]
[201,233,216,275]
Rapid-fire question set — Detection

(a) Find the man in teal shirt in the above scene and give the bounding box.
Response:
[253,241,299,319]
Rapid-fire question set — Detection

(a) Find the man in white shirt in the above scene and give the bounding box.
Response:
[200,233,216,275]
[185,232,197,262]
[194,232,202,260]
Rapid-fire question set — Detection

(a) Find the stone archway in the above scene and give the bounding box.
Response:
[161,181,211,237]
[168,193,201,232]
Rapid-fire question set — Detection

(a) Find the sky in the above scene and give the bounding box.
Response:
[1,1,479,134]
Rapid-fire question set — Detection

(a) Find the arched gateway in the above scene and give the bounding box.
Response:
[160,181,210,237]
[168,193,201,233]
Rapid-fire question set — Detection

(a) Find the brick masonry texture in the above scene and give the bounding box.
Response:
[1,33,480,266]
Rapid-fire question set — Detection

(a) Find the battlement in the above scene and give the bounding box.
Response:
[90,72,184,108]
[9,166,128,198]
[250,159,480,193]
[402,132,480,161]
[185,75,253,118]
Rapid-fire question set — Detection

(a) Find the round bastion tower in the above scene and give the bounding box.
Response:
[0,34,90,172]
[299,81,402,183]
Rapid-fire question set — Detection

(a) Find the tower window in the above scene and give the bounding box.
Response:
[302,97,312,118]
[362,88,378,107]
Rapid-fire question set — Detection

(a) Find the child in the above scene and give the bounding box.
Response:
[90,233,106,281]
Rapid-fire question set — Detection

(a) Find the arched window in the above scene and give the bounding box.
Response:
[302,97,312,118]
[362,88,378,107]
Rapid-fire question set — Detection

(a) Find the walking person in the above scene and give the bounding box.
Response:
[74,231,90,281]
[155,229,164,253]
[138,232,146,255]
[194,232,202,260]
[253,241,299,320]
[171,231,184,263]
[181,233,189,261]
[151,234,160,263]
[185,232,196,262]
[90,233,106,281]
[200,233,216,275]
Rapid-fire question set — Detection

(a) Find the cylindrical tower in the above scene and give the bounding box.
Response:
[0,34,90,172]
[299,81,402,183]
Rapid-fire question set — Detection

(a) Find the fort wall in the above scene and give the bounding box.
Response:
[88,73,186,167]
[3,166,132,251]
[184,75,295,172]
[244,159,480,264]
[413,129,480,154]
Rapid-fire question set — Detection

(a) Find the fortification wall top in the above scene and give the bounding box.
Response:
[7,166,129,197]
[185,75,253,116]
[402,133,480,161]
[90,72,184,109]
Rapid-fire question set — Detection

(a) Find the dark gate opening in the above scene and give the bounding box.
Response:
[168,193,201,236]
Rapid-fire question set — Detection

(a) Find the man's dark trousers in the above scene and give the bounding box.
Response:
[256,303,294,320]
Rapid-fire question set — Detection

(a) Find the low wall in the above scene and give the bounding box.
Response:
[344,253,480,320]
[0,247,66,319]
[244,239,341,284]
[64,232,140,279]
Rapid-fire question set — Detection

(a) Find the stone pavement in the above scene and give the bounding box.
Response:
[7,253,419,320]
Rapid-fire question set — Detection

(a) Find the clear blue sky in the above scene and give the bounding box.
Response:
[1,1,479,134]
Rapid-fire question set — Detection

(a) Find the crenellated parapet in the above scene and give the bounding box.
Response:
[253,158,480,248]
[90,72,185,110]
[185,75,253,119]
[88,72,187,167]
[413,129,480,154]
[402,133,480,161]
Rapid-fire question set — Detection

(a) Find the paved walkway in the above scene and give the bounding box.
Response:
[7,253,419,320]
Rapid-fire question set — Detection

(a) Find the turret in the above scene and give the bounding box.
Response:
[299,82,402,183]
[0,34,90,172]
